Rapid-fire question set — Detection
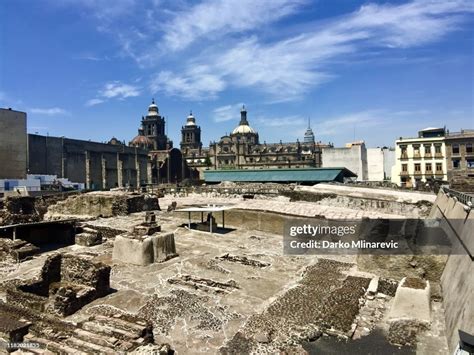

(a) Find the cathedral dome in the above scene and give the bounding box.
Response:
[231,105,257,135]
[232,124,257,135]
[130,135,154,149]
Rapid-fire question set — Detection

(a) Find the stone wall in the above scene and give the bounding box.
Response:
[5,254,111,316]
[429,190,474,353]
[46,191,160,218]
[281,190,432,217]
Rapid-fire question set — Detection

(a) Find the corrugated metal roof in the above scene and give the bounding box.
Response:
[204,168,356,183]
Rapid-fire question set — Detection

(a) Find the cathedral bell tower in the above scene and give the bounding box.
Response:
[180,111,202,153]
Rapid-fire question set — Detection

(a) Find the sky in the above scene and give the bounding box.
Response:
[0,0,473,148]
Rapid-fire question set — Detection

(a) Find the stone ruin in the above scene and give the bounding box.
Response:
[113,212,177,266]
[75,225,103,246]
[0,253,156,353]
[45,191,160,219]
[5,253,111,317]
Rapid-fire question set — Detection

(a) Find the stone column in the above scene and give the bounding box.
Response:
[167,151,171,183]
[147,159,152,184]
[85,150,91,190]
[135,150,140,189]
[117,152,123,187]
[101,154,107,190]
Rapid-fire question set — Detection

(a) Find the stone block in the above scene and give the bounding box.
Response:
[112,235,154,266]
[113,232,177,266]
[152,232,177,262]
[388,277,430,323]
[75,232,103,246]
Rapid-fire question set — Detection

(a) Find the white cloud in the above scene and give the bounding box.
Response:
[314,110,386,136]
[150,68,226,101]
[212,103,244,122]
[163,0,306,51]
[100,81,141,99]
[151,0,473,101]
[85,98,105,107]
[30,107,69,116]
[85,81,141,107]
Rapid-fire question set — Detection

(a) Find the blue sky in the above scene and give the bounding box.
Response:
[1,0,473,148]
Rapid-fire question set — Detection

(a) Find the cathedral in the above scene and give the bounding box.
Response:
[180,105,332,179]
[129,100,197,184]
[125,99,331,183]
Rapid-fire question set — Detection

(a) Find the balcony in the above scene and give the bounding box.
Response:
[414,170,423,176]
[425,170,433,175]
[400,171,410,176]
[413,153,421,159]
[435,153,443,158]
[400,154,409,160]
[424,153,432,158]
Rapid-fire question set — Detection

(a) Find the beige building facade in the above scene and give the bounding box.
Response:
[392,128,447,187]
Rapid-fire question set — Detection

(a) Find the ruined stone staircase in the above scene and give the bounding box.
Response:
[2,303,152,354]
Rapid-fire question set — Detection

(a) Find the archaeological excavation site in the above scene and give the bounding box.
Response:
[0,183,472,354]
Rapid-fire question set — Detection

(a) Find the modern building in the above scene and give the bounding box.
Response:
[392,127,447,188]
[181,106,331,179]
[367,147,396,181]
[322,141,368,181]
[0,108,27,179]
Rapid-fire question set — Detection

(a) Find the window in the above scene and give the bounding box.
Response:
[452,159,461,169]
[435,145,442,154]
[452,144,460,154]
[401,146,407,158]
[425,163,432,172]
[424,144,431,156]
[467,143,473,154]
[402,164,408,172]
[414,163,421,172]
[467,159,474,168]
[413,145,420,156]
[436,163,443,172]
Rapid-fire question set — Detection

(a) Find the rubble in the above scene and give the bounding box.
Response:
[217,253,270,268]
[167,274,239,294]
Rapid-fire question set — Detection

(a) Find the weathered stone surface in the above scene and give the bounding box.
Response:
[389,277,431,323]
[113,232,176,266]
[5,254,111,316]
[75,230,103,246]
[46,191,160,219]
[113,235,154,266]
